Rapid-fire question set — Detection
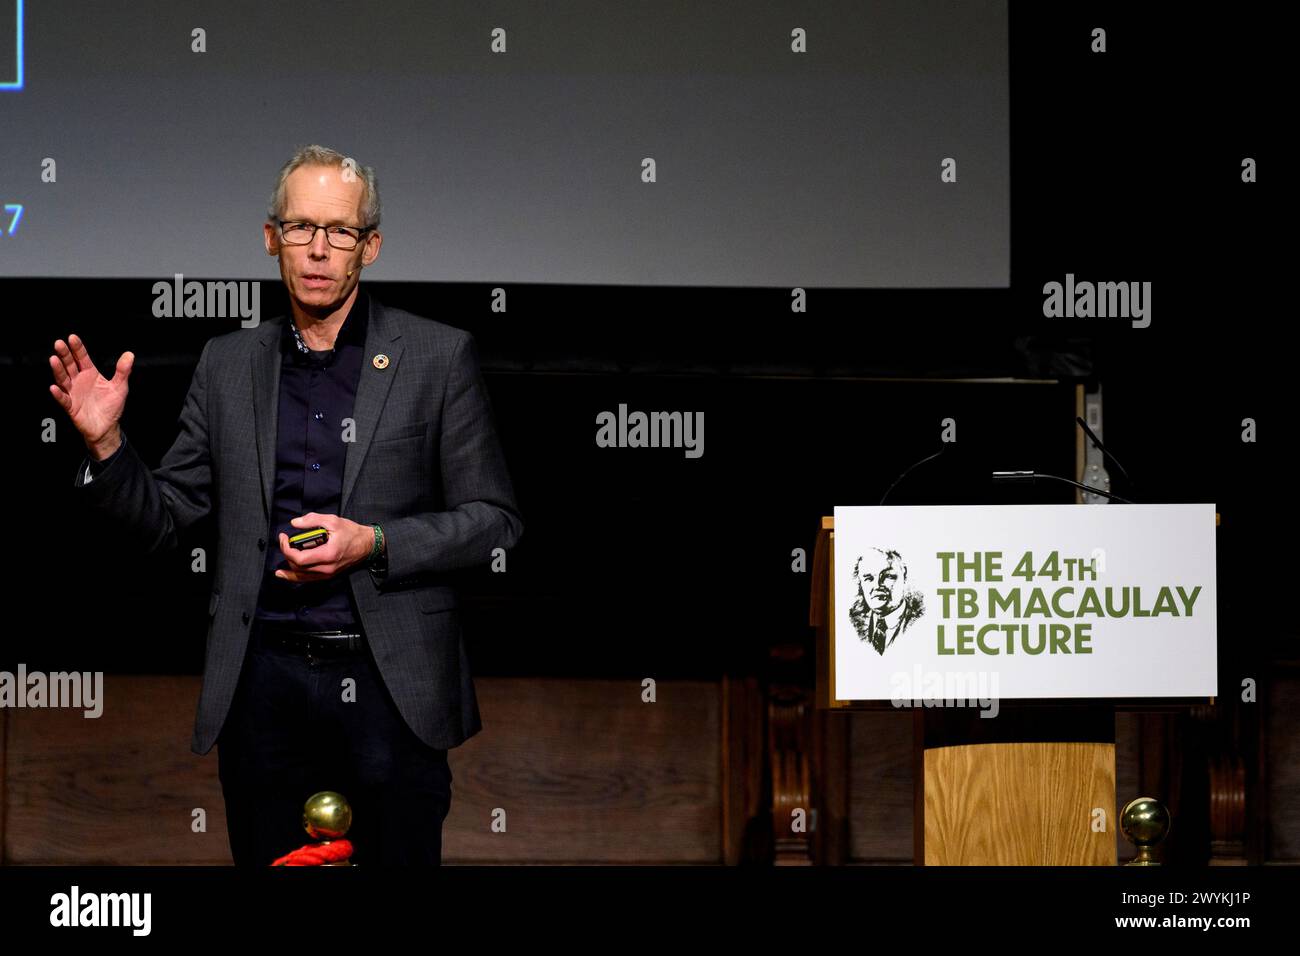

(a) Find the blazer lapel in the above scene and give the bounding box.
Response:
[251,318,283,517]
[340,293,404,514]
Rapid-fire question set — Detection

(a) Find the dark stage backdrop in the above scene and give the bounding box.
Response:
[0,4,1286,699]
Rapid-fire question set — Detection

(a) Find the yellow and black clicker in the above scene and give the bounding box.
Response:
[288,528,329,550]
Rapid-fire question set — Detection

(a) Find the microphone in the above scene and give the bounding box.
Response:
[879,445,948,505]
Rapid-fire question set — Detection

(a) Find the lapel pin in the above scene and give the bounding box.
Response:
[372,354,390,370]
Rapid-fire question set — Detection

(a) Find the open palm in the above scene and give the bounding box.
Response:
[48,334,134,449]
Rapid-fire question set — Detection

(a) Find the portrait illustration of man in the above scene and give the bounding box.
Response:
[848,548,924,655]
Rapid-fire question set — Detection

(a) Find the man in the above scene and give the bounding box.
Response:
[49,144,522,865]
[848,548,922,655]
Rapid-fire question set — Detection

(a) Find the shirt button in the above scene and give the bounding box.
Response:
[257,538,266,551]
[311,462,321,471]
[314,412,324,421]
[241,612,250,625]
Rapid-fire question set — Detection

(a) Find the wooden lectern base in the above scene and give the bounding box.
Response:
[919,706,1117,865]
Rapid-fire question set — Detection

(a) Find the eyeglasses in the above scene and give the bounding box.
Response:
[278,219,373,250]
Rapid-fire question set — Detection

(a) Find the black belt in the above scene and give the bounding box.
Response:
[253,621,365,657]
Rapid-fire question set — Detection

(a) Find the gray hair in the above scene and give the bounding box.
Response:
[267,144,381,230]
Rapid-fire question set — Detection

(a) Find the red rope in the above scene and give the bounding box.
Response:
[271,840,354,866]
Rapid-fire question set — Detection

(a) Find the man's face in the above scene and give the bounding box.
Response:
[263,164,382,313]
[858,552,903,612]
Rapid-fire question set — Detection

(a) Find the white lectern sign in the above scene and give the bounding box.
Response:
[832,504,1217,702]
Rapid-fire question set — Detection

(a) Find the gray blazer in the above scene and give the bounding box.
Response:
[73,292,523,755]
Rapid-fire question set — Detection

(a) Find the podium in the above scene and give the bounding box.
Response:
[811,510,1217,865]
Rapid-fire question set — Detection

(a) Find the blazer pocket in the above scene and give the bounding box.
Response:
[372,419,432,443]
[417,587,458,613]
[208,590,221,616]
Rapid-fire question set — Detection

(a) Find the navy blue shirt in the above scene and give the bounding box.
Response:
[254,289,370,630]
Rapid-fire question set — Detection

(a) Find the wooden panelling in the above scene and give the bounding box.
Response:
[2,675,729,865]
[723,675,764,864]
[1114,711,1140,863]
[1266,673,1300,862]
[444,677,722,864]
[4,675,228,864]
[845,710,913,863]
[0,710,7,861]
[5,671,1290,866]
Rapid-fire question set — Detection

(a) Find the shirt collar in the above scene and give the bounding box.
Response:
[876,601,906,629]
[282,288,369,363]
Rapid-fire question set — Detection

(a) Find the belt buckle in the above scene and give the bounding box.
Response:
[303,631,329,664]
[257,624,359,659]
[304,630,360,658]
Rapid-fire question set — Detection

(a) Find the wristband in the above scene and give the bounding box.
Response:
[368,524,386,569]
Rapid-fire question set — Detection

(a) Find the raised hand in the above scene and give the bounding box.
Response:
[48,333,134,459]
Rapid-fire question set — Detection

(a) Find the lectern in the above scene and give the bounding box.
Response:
[811,506,1218,865]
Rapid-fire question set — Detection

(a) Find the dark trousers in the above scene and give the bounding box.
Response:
[216,625,453,866]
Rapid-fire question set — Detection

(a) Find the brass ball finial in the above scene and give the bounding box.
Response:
[1120,796,1171,866]
[303,791,353,841]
